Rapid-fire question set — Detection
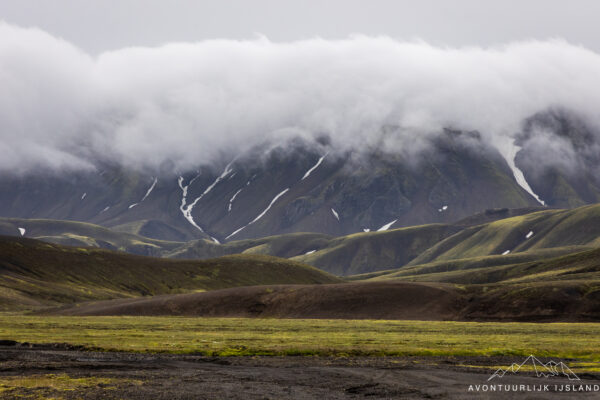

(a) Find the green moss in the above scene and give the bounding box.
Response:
[2,315,600,366]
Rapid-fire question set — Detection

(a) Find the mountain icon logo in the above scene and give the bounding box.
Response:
[488,355,580,381]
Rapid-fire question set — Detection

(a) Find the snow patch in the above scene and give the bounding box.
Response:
[18,227,25,236]
[100,206,110,213]
[211,237,220,244]
[305,250,316,255]
[226,188,290,239]
[331,208,339,221]
[129,177,158,210]
[199,163,234,199]
[502,140,545,206]
[301,153,327,180]
[377,219,397,231]
[363,228,370,232]
[526,230,534,239]
[178,173,204,231]
[178,162,233,233]
[81,193,86,200]
[438,205,448,212]
[228,188,243,212]
[502,250,511,255]
[141,177,158,202]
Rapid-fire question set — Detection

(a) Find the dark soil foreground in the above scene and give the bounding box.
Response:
[1,344,600,399]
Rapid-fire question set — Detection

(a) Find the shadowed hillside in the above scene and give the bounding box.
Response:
[0,236,340,311]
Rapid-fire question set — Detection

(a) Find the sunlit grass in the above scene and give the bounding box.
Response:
[1,314,600,361]
[0,373,142,393]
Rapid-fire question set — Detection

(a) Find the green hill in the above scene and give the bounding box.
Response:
[0,217,182,256]
[3,204,600,277]
[290,224,461,275]
[409,204,600,266]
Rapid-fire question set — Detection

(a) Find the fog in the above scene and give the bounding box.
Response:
[1,22,600,173]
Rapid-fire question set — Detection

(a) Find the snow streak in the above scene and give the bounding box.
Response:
[178,173,203,231]
[377,219,397,231]
[226,188,290,240]
[301,153,327,180]
[228,188,243,212]
[178,162,234,233]
[331,208,339,221]
[129,177,158,209]
[503,140,545,205]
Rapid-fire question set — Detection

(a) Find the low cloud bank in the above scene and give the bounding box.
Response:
[1,22,600,173]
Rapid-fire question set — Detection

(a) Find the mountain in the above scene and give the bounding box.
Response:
[0,110,599,244]
[0,129,544,243]
[516,109,600,208]
[0,235,340,311]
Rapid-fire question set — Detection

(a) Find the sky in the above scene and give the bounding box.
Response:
[0,1,599,174]
[1,0,599,54]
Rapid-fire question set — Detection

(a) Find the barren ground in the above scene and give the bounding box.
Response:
[1,344,600,399]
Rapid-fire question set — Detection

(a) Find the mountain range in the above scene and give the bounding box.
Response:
[1,110,598,244]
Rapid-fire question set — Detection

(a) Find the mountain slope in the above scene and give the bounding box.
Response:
[0,130,542,242]
[409,204,600,265]
[290,224,461,276]
[516,109,600,208]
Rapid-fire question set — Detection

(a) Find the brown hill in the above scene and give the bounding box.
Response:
[0,235,340,310]
[45,282,463,320]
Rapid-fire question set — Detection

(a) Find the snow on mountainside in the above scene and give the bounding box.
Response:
[0,113,597,242]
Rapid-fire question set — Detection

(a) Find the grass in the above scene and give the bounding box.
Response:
[291,223,459,276]
[409,204,600,266]
[365,247,600,286]
[0,374,141,394]
[1,314,600,361]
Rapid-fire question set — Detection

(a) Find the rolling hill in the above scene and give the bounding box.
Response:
[47,247,600,322]
[3,203,600,276]
[0,236,340,311]
[409,204,600,266]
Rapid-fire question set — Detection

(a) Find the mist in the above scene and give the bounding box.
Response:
[2,22,600,174]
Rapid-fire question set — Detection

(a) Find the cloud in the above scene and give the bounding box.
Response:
[1,22,600,173]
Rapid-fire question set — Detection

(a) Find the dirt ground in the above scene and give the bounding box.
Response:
[1,343,600,399]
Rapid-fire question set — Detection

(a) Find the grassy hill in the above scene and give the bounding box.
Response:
[290,224,461,275]
[0,217,462,276]
[0,236,340,311]
[409,204,600,266]
[363,246,595,283]
[3,204,600,277]
[0,217,182,256]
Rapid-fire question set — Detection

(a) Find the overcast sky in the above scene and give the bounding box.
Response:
[1,1,600,173]
[1,0,599,54]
